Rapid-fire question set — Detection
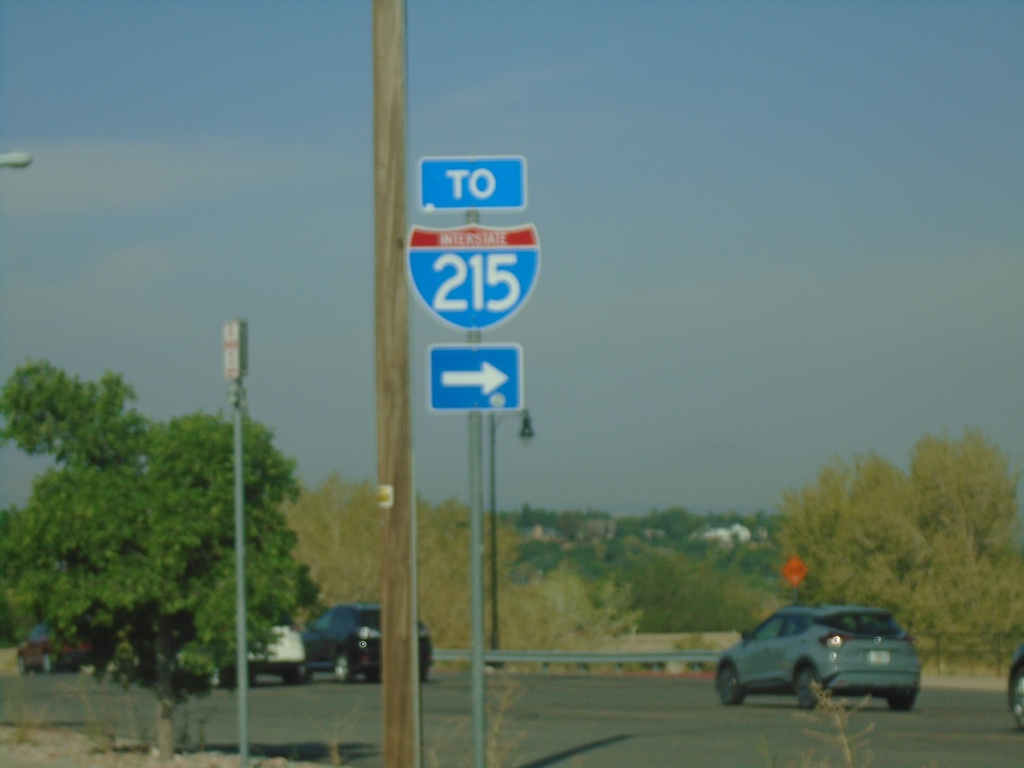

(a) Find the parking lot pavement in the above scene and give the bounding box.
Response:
[923,673,1004,692]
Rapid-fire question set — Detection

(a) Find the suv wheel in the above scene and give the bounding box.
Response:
[795,665,820,709]
[716,663,745,705]
[1011,666,1024,729]
[212,667,237,689]
[283,663,307,685]
[333,653,352,682]
[887,691,917,711]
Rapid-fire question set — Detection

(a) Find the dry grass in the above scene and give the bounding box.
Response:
[792,684,876,768]
[421,671,524,768]
[485,672,525,768]
[759,683,940,768]
[1,672,52,745]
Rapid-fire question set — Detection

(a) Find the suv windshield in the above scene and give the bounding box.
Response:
[818,611,902,637]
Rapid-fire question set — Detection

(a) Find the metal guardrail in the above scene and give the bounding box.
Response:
[433,648,721,672]
[913,633,1018,676]
[435,635,1023,677]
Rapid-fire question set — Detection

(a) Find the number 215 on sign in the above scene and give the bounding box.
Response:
[407,225,540,332]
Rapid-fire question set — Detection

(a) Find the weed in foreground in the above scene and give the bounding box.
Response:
[759,683,874,768]
[60,675,117,752]
[486,672,525,768]
[424,714,469,768]
[314,698,365,766]
[797,683,875,768]
[176,698,218,754]
[422,672,524,768]
[762,682,939,768]
[2,672,53,745]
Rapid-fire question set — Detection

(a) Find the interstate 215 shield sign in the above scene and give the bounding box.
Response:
[406,224,540,332]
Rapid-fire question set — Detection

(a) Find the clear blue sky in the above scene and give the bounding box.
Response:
[1,1,1021,514]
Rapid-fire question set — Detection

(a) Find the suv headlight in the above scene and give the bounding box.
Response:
[358,626,381,640]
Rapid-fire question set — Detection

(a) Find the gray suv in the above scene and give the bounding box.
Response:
[716,605,920,710]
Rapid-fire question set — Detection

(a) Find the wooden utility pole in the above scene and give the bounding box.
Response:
[373,1,416,767]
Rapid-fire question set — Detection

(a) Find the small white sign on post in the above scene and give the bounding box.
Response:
[223,319,248,381]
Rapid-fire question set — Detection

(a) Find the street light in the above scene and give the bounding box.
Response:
[488,409,533,651]
[0,151,32,168]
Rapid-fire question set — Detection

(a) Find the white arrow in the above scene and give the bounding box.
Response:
[441,361,508,395]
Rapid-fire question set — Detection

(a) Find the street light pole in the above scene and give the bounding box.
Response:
[223,319,249,768]
[487,409,533,652]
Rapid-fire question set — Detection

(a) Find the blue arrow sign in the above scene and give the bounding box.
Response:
[429,344,523,412]
[408,224,540,332]
[419,156,526,211]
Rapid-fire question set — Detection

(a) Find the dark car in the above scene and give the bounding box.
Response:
[1008,643,1024,728]
[716,605,920,710]
[302,603,432,683]
[17,623,91,674]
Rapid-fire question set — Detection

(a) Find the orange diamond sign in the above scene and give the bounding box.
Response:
[782,555,808,588]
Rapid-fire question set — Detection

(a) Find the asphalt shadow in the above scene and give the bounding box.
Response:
[202,741,379,763]
[517,734,634,768]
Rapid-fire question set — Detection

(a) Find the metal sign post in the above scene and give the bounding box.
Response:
[411,156,536,768]
[224,319,249,768]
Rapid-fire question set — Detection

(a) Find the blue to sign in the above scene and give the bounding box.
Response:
[429,344,523,412]
[407,224,540,332]
[420,156,526,211]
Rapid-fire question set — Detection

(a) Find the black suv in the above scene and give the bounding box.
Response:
[1009,643,1024,728]
[302,603,432,683]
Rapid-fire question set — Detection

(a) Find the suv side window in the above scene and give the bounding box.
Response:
[332,607,353,635]
[783,614,812,636]
[752,615,787,641]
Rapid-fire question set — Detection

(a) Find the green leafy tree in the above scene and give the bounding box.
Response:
[284,473,381,608]
[624,552,773,632]
[779,429,1024,636]
[285,475,638,651]
[0,582,18,646]
[508,505,784,630]
[0,361,314,758]
[501,564,639,651]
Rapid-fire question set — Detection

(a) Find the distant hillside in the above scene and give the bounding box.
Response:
[503,505,786,632]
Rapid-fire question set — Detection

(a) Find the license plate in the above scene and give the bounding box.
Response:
[867,650,891,665]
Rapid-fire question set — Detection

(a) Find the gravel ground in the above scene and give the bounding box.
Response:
[0,725,321,768]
